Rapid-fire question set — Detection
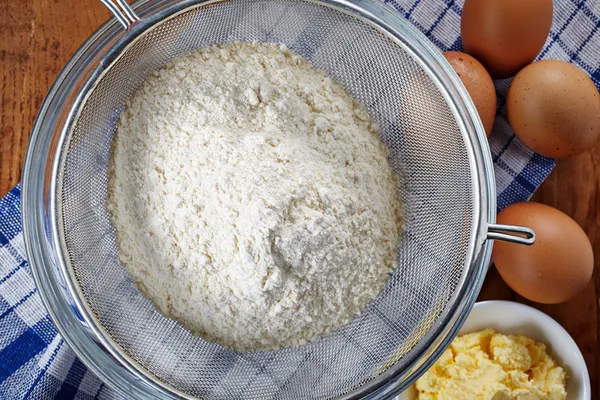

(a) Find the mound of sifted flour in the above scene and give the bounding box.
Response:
[107,42,403,351]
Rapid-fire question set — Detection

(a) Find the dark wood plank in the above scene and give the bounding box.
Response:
[0,0,109,195]
[0,0,597,397]
[479,144,600,397]
[533,148,599,397]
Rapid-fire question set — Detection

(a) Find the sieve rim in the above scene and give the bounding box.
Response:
[23,0,496,399]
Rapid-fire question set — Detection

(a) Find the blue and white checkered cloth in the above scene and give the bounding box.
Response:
[1,0,599,398]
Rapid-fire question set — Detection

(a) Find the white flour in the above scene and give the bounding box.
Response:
[107,42,403,351]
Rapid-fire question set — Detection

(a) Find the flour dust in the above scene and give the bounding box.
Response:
[107,42,403,351]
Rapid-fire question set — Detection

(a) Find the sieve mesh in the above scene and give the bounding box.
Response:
[56,0,475,398]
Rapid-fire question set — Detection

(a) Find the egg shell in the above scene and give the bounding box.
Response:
[461,0,553,79]
[507,60,600,158]
[492,202,593,304]
[443,51,497,136]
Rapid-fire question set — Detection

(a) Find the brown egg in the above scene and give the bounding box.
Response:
[492,202,593,304]
[461,0,553,78]
[443,51,497,136]
[506,60,600,158]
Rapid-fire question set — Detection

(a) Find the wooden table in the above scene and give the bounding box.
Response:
[1,0,597,397]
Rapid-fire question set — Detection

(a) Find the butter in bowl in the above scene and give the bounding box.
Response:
[398,301,590,400]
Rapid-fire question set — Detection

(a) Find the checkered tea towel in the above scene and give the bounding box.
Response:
[1,0,599,398]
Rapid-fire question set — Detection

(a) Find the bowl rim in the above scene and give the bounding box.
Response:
[468,300,591,400]
[22,0,496,399]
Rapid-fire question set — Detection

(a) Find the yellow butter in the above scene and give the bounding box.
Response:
[415,329,567,400]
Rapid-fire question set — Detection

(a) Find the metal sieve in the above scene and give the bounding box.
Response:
[22,0,535,399]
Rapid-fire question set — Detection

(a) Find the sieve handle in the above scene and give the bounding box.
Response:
[487,224,535,246]
[99,0,140,29]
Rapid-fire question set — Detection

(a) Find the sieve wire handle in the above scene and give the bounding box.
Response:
[487,224,535,246]
[99,0,140,29]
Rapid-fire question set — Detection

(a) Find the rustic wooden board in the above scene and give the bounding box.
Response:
[0,0,597,397]
[481,151,600,398]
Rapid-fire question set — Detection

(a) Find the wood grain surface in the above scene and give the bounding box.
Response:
[1,0,598,397]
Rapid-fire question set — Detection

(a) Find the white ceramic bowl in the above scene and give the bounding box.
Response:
[398,300,591,400]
